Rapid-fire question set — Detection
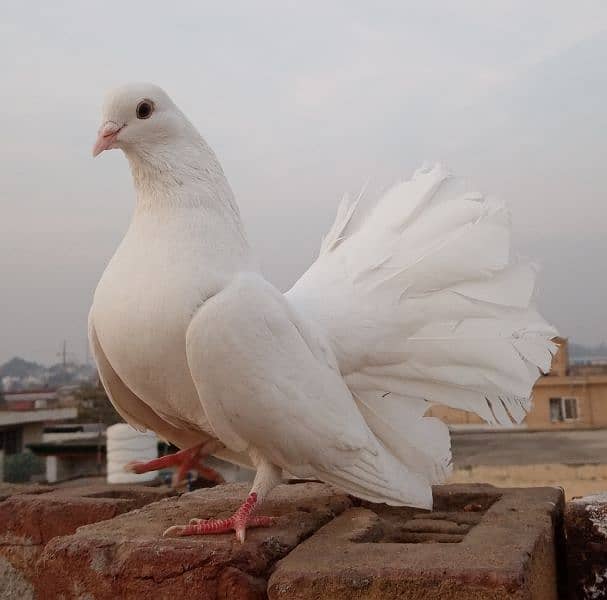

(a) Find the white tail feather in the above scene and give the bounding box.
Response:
[288,164,557,483]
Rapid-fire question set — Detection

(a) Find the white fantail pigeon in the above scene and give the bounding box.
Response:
[90,83,556,541]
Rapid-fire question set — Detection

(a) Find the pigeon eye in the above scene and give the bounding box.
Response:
[136,100,154,120]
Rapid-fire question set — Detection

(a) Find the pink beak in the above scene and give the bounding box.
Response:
[92,121,124,157]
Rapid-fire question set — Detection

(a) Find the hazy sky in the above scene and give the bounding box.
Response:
[1,1,606,365]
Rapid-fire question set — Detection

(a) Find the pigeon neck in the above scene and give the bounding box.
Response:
[125,136,250,252]
[126,136,241,219]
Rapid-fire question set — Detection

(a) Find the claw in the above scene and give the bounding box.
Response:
[123,460,144,473]
[163,524,187,537]
[235,526,246,544]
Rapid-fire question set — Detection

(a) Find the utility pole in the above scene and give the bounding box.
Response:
[57,340,67,368]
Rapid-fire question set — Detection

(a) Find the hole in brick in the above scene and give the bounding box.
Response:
[390,532,465,543]
[432,491,501,512]
[355,494,500,544]
[287,479,323,485]
[0,485,55,502]
[80,490,143,500]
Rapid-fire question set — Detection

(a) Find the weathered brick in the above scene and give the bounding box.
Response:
[565,493,607,599]
[37,482,351,600]
[0,483,54,502]
[2,481,567,599]
[0,482,175,595]
[268,484,564,600]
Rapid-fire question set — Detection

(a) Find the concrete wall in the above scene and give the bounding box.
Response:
[21,423,44,450]
[426,405,483,425]
[549,337,569,377]
[530,379,607,429]
[46,455,101,483]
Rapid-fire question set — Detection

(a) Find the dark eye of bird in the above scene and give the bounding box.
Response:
[136,100,154,120]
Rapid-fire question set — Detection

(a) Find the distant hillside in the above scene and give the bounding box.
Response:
[0,357,46,380]
[0,357,96,391]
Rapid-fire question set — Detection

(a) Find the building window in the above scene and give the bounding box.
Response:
[549,397,579,422]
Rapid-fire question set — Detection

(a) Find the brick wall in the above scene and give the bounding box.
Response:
[0,482,176,597]
[0,481,575,599]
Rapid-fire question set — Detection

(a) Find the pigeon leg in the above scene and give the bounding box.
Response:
[163,458,282,542]
[125,439,225,486]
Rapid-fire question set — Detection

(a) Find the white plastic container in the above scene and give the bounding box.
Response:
[106,423,157,484]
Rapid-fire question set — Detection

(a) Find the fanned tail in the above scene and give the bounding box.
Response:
[288,164,557,485]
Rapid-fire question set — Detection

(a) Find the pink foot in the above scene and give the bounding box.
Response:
[125,441,225,487]
[163,492,276,543]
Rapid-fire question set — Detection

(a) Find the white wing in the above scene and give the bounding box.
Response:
[288,165,556,468]
[185,273,434,508]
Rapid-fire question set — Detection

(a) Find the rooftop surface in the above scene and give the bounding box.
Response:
[0,407,77,426]
[452,428,607,467]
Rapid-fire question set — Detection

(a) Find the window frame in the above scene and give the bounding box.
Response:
[549,396,579,422]
[563,397,579,421]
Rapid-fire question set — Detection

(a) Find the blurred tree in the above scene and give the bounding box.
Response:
[76,382,123,426]
[4,452,44,483]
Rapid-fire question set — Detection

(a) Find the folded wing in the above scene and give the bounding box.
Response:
[184,273,434,507]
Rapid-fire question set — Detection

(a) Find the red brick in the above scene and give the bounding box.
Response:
[0,483,54,502]
[37,482,351,599]
[2,482,567,599]
[268,484,564,600]
[0,482,175,594]
[565,493,607,599]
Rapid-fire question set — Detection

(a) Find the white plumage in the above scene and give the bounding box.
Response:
[89,83,556,536]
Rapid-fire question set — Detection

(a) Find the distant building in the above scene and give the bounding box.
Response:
[28,424,105,482]
[429,338,607,430]
[3,389,58,410]
[0,402,77,455]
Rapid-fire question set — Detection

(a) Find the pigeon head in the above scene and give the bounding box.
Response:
[92,83,193,158]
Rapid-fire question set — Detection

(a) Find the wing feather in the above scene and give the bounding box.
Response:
[288,164,556,442]
[185,273,434,507]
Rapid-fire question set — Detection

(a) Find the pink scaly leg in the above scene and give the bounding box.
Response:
[125,439,225,487]
[163,492,276,542]
[163,456,282,543]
